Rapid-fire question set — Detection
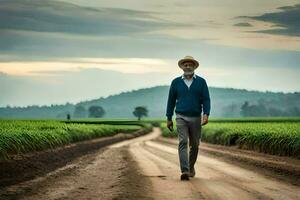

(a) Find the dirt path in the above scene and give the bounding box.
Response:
[1,127,300,200]
[120,128,300,200]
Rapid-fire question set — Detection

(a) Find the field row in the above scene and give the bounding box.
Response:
[0,120,151,159]
[161,121,300,158]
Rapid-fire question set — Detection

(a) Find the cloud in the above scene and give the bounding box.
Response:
[1,0,300,61]
[0,58,174,76]
[0,67,173,107]
[0,0,185,36]
[233,22,252,27]
[237,4,300,37]
[0,0,201,60]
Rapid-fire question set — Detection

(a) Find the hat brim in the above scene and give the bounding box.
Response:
[178,58,199,69]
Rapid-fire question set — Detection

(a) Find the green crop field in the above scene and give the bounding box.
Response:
[2,117,299,160]
[0,119,152,159]
[160,117,300,158]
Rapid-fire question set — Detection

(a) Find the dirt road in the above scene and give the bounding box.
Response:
[2,127,300,200]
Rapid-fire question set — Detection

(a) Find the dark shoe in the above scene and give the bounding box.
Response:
[180,172,190,181]
[189,167,195,177]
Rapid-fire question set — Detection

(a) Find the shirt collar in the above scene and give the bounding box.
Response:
[181,73,197,80]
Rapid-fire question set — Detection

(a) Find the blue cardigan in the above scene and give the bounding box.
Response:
[166,75,211,120]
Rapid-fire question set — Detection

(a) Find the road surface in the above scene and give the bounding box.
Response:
[2,127,299,200]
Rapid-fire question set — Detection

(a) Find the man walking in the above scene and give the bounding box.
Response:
[166,55,211,181]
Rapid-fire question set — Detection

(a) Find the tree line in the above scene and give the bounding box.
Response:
[68,105,148,120]
[240,101,300,117]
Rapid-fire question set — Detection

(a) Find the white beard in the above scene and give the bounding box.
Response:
[184,70,195,76]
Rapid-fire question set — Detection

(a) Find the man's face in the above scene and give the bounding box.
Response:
[181,61,195,74]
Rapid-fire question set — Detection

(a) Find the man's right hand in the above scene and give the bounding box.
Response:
[167,120,174,132]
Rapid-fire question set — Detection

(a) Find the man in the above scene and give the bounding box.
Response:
[166,55,211,181]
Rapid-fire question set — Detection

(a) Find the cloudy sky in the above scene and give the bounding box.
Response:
[0,0,300,106]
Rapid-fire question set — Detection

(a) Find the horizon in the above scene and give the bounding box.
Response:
[1,0,299,107]
[1,83,298,108]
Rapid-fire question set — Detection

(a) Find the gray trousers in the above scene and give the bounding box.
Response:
[175,114,202,173]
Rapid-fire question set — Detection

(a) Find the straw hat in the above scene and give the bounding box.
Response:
[178,56,199,69]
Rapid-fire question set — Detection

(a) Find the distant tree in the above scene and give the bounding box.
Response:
[56,111,70,119]
[67,113,71,120]
[133,106,148,120]
[73,105,87,118]
[241,101,268,117]
[240,101,250,117]
[88,105,105,118]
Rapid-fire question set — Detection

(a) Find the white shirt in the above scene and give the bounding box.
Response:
[181,73,197,89]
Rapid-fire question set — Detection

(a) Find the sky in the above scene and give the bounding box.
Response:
[0,0,300,107]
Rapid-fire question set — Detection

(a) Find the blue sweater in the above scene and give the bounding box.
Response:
[166,75,211,120]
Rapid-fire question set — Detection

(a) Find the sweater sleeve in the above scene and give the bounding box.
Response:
[202,79,211,116]
[166,80,177,120]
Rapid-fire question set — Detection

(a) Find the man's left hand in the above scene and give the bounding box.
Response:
[201,114,209,126]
